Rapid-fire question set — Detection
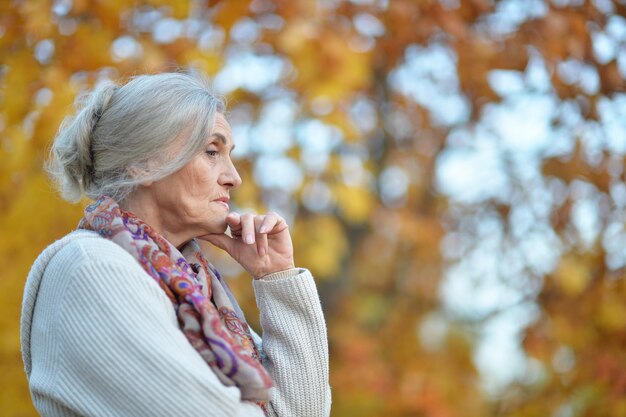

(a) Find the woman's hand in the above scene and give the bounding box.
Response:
[200,212,295,279]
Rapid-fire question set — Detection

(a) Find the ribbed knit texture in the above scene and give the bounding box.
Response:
[21,230,331,417]
[253,273,332,417]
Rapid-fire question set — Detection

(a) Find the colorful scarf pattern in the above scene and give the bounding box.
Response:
[79,196,273,405]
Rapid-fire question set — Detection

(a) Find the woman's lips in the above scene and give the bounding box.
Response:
[213,199,229,210]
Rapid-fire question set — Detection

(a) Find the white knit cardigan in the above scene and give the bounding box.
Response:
[21,230,331,416]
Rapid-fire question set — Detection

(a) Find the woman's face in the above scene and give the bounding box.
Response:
[145,112,242,240]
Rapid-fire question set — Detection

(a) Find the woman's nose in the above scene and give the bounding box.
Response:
[219,160,242,189]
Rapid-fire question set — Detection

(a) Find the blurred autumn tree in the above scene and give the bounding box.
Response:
[1,0,625,416]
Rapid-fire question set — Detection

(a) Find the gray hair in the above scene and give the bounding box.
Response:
[47,72,226,202]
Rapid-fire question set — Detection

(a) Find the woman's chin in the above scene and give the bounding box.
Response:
[205,220,229,236]
[217,222,229,234]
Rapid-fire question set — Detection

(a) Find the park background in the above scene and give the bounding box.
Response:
[1,0,626,416]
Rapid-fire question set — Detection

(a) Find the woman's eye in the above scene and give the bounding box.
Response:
[205,150,218,157]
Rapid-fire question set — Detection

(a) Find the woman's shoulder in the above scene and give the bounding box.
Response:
[22,230,176,379]
[37,230,137,272]
[23,230,143,316]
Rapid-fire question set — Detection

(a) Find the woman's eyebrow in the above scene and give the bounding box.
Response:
[212,133,236,153]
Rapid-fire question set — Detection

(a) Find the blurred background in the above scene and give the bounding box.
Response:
[1,0,626,416]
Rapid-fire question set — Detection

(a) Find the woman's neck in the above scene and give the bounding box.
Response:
[120,191,191,249]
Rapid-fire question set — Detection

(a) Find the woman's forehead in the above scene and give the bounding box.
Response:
[210,113,234,148]
[213,113,232,136]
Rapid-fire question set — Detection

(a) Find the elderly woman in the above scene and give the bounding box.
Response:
[20,73,331,417]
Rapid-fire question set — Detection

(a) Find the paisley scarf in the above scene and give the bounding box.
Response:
[78,196,273,405]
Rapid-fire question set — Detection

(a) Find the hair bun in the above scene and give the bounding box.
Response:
[47,81,118,202]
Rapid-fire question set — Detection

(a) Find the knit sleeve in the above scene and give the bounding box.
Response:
[49,258,266,417]
[253,269,332,417]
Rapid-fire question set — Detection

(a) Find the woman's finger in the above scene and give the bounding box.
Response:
[241,213,256,244]
[266,212,289,235]
[258,213,278,234]
[226,212,242,240]
[254,215,268,257]
[226,212,241,229]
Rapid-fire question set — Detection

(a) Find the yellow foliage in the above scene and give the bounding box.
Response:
[2,125,31,179]
[18,0,54,41]
[596,293,626,332]
[182,50,223,76]
[553,255,592,296]
[137,40,170,72]
[293,215,348,280]
[322,109,360,141]
[333,183,375,224]
[1,50,39,125]
[148,0,190,19]
[278,22,372,102]
[92,0,131,29]
[60,24,115,71]
[213,0,252,32]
